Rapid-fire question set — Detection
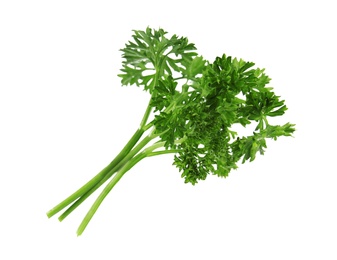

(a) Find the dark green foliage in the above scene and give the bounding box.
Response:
[119,27,295,184]
[47,28,295,235]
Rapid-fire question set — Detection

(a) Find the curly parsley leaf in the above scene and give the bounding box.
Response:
[172,54,295,184]
[118,27,199,94]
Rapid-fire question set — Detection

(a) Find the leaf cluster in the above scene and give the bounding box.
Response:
[119,27,295,184]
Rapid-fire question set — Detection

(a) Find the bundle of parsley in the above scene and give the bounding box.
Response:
[47,27,295,235]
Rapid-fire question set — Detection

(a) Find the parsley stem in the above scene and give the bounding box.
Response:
[77,152,147,236]
[47,128,145,218]
[140,98,153,129]
[146,149,181,157]
[47,98,156,219]
[58,132,157,221]
[76,139,181,235]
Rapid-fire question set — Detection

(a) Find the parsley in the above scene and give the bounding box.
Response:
[47,28,295,235]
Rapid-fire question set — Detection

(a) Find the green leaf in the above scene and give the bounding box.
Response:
[183,56,206,79]
[119,27,198,95]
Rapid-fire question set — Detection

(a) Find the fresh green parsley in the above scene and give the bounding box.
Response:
[47,27,295,235]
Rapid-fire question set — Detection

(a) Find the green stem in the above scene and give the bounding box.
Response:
[46,128,144,218]
[74,133,183,235]
[76,145,182,235]
[47,98,154,219]
[77,152,147,236]
[142,136,186,155]
[146,149,181,157]
[58,132,157,221]
[140,98,153,129]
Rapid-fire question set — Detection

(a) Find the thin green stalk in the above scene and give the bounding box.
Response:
[76,136,184,234]
[77,152,147,236]
[46,128,144,218]
[146,149,181,157]
[140,98,153,129]
[76,145,182,235]
[142,136,186,155]
[58,131,158,221]
[47,99,154,219]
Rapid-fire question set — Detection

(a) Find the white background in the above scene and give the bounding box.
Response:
[1,0,336,259]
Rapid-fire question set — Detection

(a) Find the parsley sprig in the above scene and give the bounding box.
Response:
[47,28,295,235]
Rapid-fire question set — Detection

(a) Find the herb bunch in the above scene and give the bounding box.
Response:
[47,28,295,235]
